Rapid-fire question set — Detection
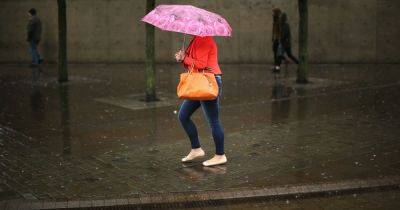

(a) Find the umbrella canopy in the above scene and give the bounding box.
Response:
[142,5,232,37]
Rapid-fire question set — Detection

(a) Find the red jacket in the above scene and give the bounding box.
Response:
[183,36,222,75]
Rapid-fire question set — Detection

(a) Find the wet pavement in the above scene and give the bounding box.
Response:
[0,64,400,205]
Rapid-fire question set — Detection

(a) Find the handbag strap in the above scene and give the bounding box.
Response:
[188,62,213,74]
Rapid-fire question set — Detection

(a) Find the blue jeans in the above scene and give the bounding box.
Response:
[178,76,224,155]
[28,41,41,65]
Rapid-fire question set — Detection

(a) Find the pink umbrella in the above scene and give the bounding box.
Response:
[142,5,232,37]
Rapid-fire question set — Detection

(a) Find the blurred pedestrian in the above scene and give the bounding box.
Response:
[27,8,43,67]
[175,35,226,167]
[272,8,283,71]
[280,13,299,65]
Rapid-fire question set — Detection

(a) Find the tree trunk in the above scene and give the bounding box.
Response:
[145,0,157,101]
[297,0,309,84]
[57,0,68,83]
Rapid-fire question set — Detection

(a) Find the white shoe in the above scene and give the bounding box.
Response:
[202,155,227,166]
[181,148,205,162]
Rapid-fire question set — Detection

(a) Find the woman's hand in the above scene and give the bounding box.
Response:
[175,50,185,62]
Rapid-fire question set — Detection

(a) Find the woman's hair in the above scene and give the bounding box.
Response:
[28,8,37,16]
[272,8,281,22]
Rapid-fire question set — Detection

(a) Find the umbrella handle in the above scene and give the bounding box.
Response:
[181,34,186,51]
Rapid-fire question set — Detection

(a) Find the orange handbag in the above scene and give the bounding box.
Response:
[177,66,219,100]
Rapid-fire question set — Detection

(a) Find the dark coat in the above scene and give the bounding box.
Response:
[27,16,42,43]
[281,22,291,49]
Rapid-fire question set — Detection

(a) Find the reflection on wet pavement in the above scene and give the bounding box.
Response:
[179,163,228,181]
[0,64,399,201]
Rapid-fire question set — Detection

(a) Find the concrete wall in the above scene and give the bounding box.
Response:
[0,0,399,63]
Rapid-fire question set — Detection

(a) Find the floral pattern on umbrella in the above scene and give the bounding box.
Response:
[142,5,232,37]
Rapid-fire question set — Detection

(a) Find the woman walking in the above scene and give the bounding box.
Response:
[142,4,231,167]
[174,36,226,167]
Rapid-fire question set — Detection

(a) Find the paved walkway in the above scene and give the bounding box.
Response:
[0,64,399,208]
[2,176,399,209]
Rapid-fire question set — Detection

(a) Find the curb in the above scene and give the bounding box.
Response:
[1,175,400,209]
